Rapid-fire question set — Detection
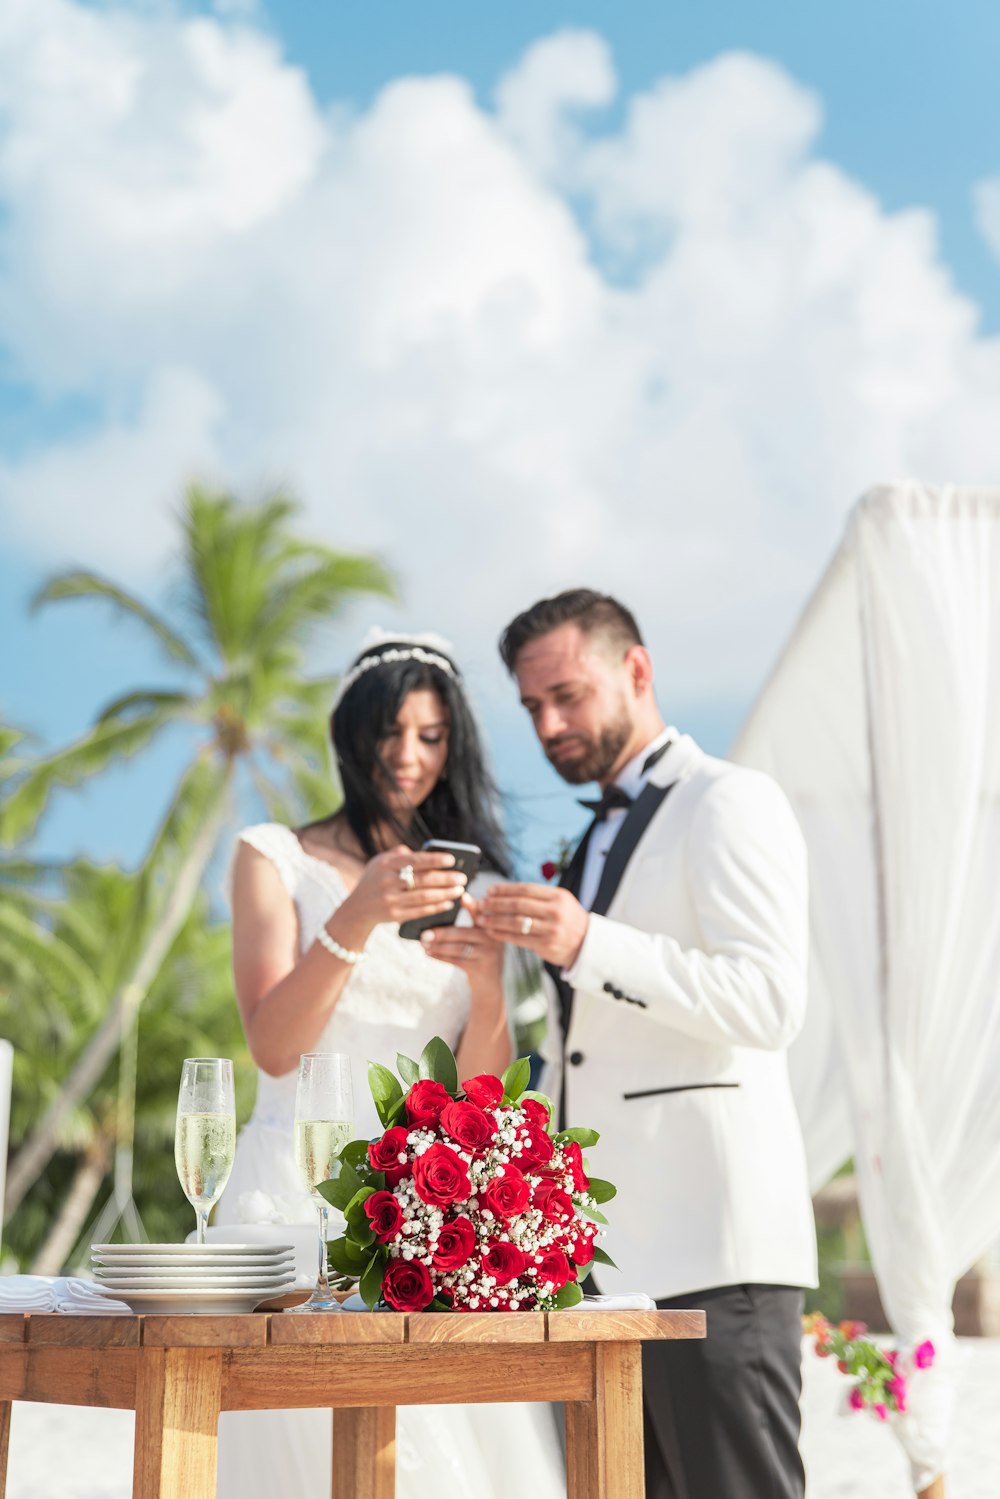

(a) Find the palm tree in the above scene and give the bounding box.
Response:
[2,859,251,1271]
[2,487,393,1219]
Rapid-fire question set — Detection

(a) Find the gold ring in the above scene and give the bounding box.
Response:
[520,916,533,936]
[398,864,416,891]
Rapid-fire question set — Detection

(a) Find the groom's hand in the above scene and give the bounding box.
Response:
[476,883,589,969]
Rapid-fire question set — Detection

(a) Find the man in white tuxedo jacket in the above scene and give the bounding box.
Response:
[480,589,817,1499]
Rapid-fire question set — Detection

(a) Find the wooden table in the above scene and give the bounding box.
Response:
[0,1306,704,1498]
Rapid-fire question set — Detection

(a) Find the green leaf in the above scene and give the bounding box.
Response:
[552,1281,584,1309]
[501,1056,531,1102]
[328,1236,369,1275]
[386,1094,408,1126]
[585,1177,617,1204]
[345,1187,377,1245]
[368,1061,404,1126]
[419,1036,459,1093]
[556,1127,600,1148]
[576,1204,609,1226]
[340,1139,372,1170]
[590,1246,618,1270]
[397,1053,420,1087]
[360,1250,387,1310]
[317,1160,363,1211]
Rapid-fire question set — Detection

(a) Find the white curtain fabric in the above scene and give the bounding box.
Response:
[732,483,1000,1488]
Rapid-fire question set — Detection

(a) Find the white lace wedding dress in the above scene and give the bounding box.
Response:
[215,823,565,1499]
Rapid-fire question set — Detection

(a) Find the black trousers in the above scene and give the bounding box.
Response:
[643,1284,806,1499]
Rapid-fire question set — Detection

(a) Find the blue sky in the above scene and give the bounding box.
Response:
[3,0,999,877]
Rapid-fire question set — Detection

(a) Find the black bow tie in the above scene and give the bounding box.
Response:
[576,738,673,822]
[577,783,633,820]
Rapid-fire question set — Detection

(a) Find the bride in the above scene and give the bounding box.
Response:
[216,630,565,1498]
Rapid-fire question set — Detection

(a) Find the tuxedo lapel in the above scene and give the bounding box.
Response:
[590,779,676,917]
[544,821,594,1039]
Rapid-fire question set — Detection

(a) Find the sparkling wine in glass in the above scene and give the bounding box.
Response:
[292,1053,354,1313]
[175,1057,236,1245]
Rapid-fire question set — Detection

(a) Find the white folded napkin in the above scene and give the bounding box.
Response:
[0,1274,131,1316]
[573,1292,657,1311]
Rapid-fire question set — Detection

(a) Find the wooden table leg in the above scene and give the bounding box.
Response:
[332,1405,396,1499]
[133,1347,223,1499]
[566,1342,644,1499]
[0,1401,11,1499]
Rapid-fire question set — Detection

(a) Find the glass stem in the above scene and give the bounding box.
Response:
[316,1202,331,1299]
[196,1207,209,1246]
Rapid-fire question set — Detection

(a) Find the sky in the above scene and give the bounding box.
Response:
[2,0,1000,877]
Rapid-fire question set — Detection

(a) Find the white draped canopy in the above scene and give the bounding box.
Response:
[733,482,1000,1488]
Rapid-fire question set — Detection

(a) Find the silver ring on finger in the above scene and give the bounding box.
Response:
[462,943,474,960]
[520,915,533,936]
[398,864,416,891]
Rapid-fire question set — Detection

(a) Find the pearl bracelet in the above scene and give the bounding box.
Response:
[315,925,366,965]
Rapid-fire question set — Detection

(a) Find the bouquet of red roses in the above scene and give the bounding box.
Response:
[320,1037,616,1312]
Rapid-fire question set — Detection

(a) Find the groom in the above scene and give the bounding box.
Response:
[478,589,817,1499]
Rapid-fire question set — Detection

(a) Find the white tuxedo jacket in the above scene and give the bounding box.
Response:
[541,732,817,1301]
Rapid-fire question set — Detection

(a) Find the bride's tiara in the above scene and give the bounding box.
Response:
[332,629,460,710]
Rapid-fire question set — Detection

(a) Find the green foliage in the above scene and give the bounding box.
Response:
[419,1036,459,1093]
[500,1056,530,1103]
[585,1177,617,1205]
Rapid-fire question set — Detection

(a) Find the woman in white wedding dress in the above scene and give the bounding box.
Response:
[216,630,565,1499]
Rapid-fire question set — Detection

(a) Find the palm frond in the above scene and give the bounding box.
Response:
[0,905,106,1023]
[96,689,199,725]
[0,710,178,846]
[253,553,396,657]
[33,572,201,671]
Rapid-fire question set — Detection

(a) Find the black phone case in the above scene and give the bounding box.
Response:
[398,844,481,940]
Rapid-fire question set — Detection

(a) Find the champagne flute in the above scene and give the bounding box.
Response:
[175,1057,236,1245]
[292,1053,354,1313]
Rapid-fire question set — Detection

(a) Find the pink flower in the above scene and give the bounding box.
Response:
[914,1339,936,1370]
[885,1350,898,1367]
[848,1387,866,1412]
[874,1402,888,1422]
[887,1375,908,1413]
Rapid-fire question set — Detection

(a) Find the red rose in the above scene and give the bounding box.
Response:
[368,1126,411,1185]
[482,1166,530,1220]
[541,861,558,881]
[481,1240,528,1286]
[534,1248,572,1291]
[569,1227,596,1266]
[461,1073,504,1110]
[381,1257,434,1311]
[363,1190,404,1243]
[412,1143,472,1207]
[405,1078,451,1126]
[431,1215,476,1271]
[519,1123,554,1168]
[561,1141,590,1193]
[440,1099,499,1155]
[533,1178,575,1224]
[520,1097,551,1130]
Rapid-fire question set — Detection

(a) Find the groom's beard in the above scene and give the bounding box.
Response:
[544,711,633,786]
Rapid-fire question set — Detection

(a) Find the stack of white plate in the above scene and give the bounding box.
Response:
[90,1243,297,1314]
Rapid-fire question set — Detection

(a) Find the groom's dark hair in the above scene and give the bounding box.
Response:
[499,589,644,672]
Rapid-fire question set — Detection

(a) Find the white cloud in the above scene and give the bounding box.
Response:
[2,5,1000,707]
[974,176,1000,263]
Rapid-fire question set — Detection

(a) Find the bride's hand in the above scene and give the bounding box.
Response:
[419,900,505,987]
[343,845,468,929]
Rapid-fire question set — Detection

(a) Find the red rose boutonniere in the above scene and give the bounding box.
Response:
[541,838,575,882]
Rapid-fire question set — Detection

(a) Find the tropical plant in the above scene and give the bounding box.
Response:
[1,487,393,1220]
[2,859,250,1269]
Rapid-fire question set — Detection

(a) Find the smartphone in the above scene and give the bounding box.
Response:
[398,840,482,940]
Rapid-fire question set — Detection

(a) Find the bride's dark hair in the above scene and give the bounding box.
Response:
[322,644,511,876]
